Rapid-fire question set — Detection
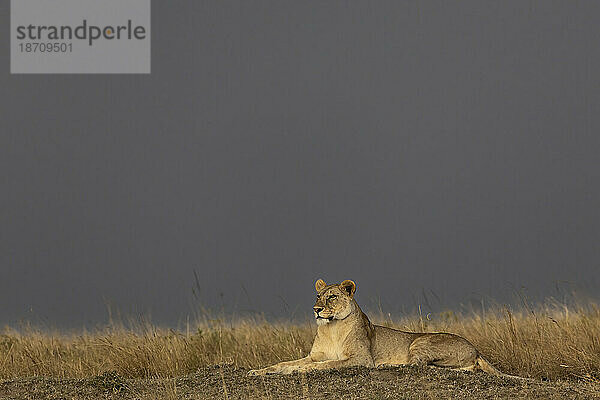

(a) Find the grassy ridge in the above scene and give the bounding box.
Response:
[1,302,599,381]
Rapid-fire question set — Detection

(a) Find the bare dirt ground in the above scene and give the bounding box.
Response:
[1,365,599,400]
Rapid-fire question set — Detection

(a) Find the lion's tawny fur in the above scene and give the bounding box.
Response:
[248,279,518,378]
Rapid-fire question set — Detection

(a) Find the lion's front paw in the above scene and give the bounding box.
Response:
[247,369,264,376]
[248,368,271,376]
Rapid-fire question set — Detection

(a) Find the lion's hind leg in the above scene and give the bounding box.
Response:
[407,334,478,369]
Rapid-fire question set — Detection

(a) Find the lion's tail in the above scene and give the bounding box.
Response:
[475,356,531,381]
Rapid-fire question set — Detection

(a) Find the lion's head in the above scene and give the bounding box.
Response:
[312,279,357,325]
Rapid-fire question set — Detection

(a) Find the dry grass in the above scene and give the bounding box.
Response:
[1,302,599,382]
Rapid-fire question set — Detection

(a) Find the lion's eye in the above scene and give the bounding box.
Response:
[327,295,337,300]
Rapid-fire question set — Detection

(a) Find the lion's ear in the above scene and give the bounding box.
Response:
[315,279,327,292]
[340,280,356,297]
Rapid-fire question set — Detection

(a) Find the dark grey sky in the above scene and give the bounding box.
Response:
[1,1,599,327]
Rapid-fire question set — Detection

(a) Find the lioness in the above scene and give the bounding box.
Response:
[249,279,515,377]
